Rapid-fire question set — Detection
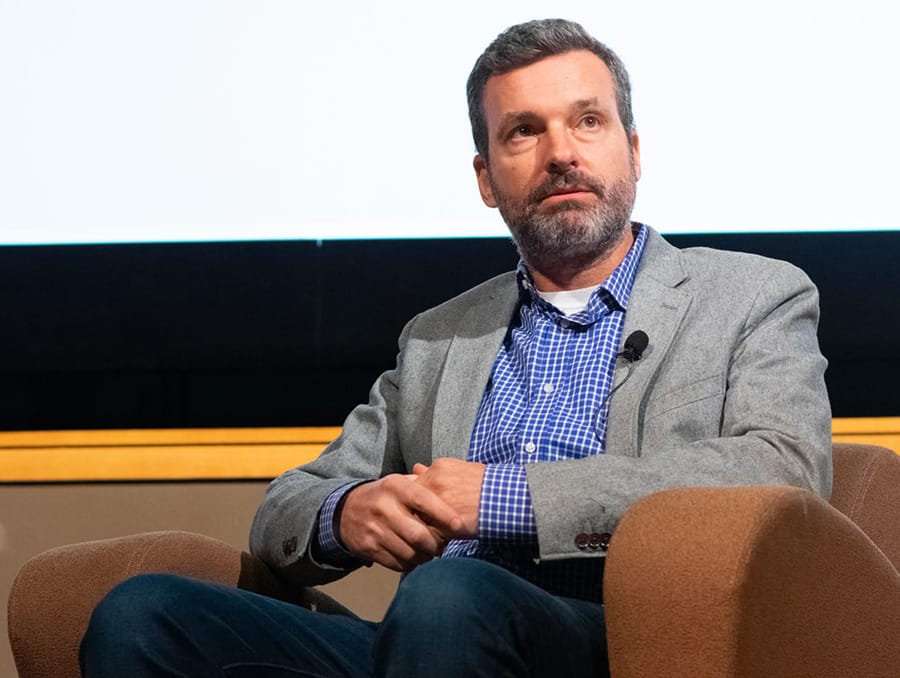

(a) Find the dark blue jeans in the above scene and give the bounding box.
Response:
[79,558,610,677]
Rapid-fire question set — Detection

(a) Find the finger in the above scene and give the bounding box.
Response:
[373,536,421,572]
[430,525,450,556]
[364,499,447,561]
[405,483,464,535]
[368,527,438,572]
[393,514,447,557]
[412,463,428,476]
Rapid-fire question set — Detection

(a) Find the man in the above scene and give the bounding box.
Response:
[80,18,831,677]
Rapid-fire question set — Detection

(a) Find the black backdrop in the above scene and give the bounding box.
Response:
[2,231,897,430]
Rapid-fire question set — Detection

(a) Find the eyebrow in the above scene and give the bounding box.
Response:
[572,97,601,112]
[496,110,539,137]
[496,98,607,133]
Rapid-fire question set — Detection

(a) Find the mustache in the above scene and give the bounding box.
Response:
[529,171,606,204]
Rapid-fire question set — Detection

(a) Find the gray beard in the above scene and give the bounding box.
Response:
[491,170,636,275]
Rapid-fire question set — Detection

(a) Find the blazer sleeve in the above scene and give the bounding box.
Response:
[524,257,832,562]
[247,272,516,586]
[248,321,414,586]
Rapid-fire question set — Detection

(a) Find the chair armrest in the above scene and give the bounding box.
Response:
[604,486,900,678]
[8,530,349,678]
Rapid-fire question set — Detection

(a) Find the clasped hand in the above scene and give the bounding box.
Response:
[339,458,485,572]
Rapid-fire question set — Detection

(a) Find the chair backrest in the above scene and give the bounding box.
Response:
[830,442,900,570]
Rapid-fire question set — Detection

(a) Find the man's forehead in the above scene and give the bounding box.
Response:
[482,50,618,119]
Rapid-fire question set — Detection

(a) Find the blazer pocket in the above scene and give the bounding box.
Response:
[645,373,725,420]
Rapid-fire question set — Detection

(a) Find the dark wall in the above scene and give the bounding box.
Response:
[1,231,896,430]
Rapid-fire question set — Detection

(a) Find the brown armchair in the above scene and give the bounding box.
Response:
[604,442,900,677]
[9,442,900,678]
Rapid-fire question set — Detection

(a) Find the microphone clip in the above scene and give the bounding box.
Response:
[620,330,649,363]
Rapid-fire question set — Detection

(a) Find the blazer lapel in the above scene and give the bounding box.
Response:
[431,281,519,460]
[606,230,692,459]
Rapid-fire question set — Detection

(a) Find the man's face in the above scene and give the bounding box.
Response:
[473,50,641,274]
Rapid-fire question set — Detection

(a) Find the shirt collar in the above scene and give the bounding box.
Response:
[515,223,649,325]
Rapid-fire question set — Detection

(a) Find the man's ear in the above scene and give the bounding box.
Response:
[630,130,642,181]
[473,154,497,208]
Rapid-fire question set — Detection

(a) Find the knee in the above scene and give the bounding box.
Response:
[375,559,536,676]
[385,558,517,629]
[80,573,203,672]
[88,574,180,636]
[85,573,195,637]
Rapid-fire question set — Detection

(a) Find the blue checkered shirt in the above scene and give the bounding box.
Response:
[440,224,647,602]
[316,225,648,601]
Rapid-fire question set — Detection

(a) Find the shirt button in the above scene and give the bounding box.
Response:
[542,383,555,394]
[524,441,536,454]
[559,319,571,329]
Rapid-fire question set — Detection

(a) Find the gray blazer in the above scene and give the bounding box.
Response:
[250,228,832,586]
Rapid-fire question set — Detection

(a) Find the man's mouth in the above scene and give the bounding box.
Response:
[538,186,596,204]
[529,172,606,208]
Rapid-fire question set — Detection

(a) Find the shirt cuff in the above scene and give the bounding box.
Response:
[478,463,537,545]
[311,481,371,568]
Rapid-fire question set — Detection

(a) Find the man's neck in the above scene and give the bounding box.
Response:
[529,227,635,292]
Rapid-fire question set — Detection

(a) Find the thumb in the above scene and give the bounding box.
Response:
[412,463,429,476]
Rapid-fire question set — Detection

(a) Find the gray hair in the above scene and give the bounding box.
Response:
[466,18,635,161]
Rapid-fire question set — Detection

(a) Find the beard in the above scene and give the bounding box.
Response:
[489,168,637,275]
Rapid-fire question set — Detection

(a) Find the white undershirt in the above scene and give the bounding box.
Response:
[537,285,599,316]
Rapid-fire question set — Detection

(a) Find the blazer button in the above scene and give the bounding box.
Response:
[575,533,590,550]
[599,532,612,552]
[282,536,298,557]
[588,533,603,550]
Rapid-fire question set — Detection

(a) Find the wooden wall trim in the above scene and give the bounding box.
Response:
[831,417,900,457]
[1,419,897,483]
[0,427,341,482]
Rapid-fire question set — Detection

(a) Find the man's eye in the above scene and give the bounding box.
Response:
[511,125,534,138]
[581,116,600,128]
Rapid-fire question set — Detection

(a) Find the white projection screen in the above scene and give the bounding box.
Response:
[1,0,897,244]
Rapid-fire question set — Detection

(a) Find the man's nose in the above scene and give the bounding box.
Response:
[544,126,579,174]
